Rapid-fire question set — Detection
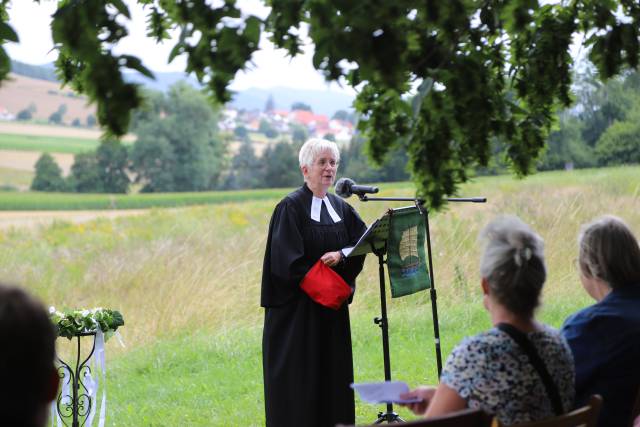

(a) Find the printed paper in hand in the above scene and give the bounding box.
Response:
[351,381,422,404]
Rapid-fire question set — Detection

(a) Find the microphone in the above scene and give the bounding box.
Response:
[335,178,379,198]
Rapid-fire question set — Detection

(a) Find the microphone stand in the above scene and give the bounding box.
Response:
[355,193,486,424]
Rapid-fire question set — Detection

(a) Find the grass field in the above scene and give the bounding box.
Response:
[0,132,102,154]
[0,187,297,210]
[3,166,640,426]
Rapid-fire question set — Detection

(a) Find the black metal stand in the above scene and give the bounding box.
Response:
[421,202,443,376]
[357,194,485,422]
[56,332,97,427]
[372,246,403,423]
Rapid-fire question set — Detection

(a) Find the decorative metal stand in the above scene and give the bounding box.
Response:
[56,332,97,427]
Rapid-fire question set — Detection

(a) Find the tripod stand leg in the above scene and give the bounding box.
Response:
[370,251,406,424]
[373,411,404,423]
[423,209,443,377]
[376,251,393,383]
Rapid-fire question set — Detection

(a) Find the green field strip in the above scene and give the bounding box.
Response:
[0,187,292,210]
[0,132,99,154]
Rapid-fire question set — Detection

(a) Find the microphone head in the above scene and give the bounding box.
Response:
[335,177,355,198]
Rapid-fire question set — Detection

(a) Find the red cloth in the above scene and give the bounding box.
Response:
[300,260,352,310]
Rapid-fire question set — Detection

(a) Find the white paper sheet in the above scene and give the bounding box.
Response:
[351,381,423,404]
[342,221,378,258]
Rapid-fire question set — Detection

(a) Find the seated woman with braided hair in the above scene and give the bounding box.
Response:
[401,215,575,425]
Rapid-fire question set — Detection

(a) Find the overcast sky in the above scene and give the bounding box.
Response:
[6,0,353,93]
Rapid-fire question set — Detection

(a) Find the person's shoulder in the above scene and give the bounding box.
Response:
[453,329,504,354]
[284,186,306,201]
[536,323,562,336]
[276,187,306,208]
[267,190,305,225]
[534,324,572,349]
[444,330,501,374]
[562,302,612,333]
[535,324,575,365]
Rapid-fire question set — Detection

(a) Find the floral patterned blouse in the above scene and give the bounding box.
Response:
[440,325,575,426]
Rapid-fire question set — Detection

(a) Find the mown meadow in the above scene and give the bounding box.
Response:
[1,166,640,426]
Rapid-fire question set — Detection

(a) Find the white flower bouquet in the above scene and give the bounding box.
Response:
[49,307,124,340]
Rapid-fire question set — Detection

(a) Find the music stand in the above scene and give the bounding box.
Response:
[346,206,421,423]
[346,196,486,424]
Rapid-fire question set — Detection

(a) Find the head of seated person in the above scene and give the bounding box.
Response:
[577,215,640,299]
[0,283,59,427]
[480,215,546,321]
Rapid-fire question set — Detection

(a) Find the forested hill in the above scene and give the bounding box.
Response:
[9,60,355,115]
[10,60,57,82]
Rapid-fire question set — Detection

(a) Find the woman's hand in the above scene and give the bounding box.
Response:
[399,386,436,416]
[320,251,342,267]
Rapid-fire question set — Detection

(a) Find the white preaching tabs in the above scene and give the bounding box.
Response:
[351,381,423,404]
[310,196,342,223]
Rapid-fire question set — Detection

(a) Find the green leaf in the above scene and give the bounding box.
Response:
[243,16,262,45]
[110,0,131,19]
[0,21,18,42]
[121,55,154,79]
[0,47,9,80]
[112,310,125,327]
[168,42,184,63]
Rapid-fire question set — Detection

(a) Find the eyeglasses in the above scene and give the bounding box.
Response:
[314,158,339,168]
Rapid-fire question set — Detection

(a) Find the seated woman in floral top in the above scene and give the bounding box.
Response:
[401,216,575,425]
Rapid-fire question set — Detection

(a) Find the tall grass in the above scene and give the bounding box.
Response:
[2,166,640,425]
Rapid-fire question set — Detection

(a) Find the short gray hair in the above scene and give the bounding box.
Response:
[578,215,640,289]
[298,138,340,168]
[479,215,546,317]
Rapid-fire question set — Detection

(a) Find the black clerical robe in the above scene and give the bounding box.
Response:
[261,184,367,427]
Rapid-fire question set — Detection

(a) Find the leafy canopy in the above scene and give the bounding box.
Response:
[3,0,639,207]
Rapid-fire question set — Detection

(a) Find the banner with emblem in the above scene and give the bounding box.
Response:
[387,208,430,298]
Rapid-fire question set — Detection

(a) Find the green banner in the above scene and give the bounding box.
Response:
[387,208,430,298]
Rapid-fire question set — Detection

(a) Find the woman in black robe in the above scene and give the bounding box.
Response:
[261,138,367,427]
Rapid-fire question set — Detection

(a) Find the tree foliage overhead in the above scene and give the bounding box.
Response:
[4,0,639,207]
